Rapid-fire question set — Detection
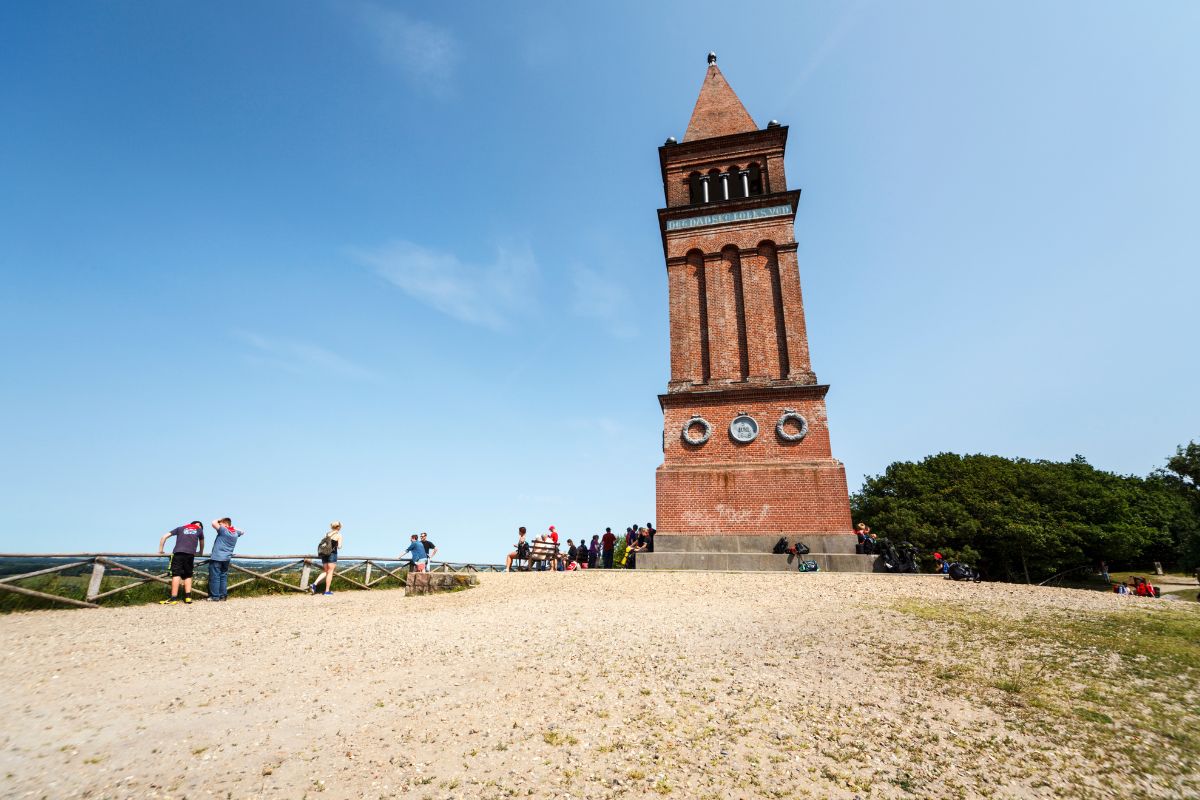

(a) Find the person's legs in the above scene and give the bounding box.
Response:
[215,560,230,599]
[170,576,181,598]
[323,562,335,593]
[208,560,220,600]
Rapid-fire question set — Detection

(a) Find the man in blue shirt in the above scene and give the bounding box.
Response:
[207,517,244,602]
[403,535,427,572]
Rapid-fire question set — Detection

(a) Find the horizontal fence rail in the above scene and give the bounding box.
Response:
[0,554,504,611]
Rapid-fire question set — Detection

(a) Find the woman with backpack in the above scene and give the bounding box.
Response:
[309,521,343,596]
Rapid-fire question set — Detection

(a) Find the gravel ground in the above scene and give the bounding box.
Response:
[0,571,1196,799]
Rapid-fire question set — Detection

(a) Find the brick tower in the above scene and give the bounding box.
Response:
[642,54,864,572]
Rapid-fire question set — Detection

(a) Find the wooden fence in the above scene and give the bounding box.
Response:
[0,554,504,610]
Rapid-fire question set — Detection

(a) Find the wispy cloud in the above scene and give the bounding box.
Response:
[355,240,537,331]
[775,1,866,109]
[234,331,377,381]
[357,3,459,95]
[569,264,637,339]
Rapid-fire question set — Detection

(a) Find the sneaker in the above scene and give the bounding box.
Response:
[159,599,178,605]
[184,597,193,604]
[208,597,221,602]
[307,585,315,594]
[323,591,333,596]
[219,597,228,601]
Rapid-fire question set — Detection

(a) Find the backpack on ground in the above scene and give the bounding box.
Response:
[317,535,334,557]
[946,562,980,582]
[772,537,789,554]
[797,559,819,573]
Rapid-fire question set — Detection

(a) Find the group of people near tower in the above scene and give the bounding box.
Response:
[504,523,655,571]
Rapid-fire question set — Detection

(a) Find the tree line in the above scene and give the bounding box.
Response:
[850,442,1200,583]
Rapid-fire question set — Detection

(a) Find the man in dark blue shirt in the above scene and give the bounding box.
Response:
[157,521,204,605]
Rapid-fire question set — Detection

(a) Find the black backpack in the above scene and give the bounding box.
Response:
[947,562,980,582]
[772,537,789,555]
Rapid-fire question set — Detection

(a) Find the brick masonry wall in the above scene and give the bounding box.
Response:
[663,390,835,465]
[656,461,853,535]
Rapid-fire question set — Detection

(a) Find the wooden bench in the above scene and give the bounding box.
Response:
[515,540,560,572]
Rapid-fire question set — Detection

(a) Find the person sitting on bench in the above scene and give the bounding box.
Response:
[505,527,531,572]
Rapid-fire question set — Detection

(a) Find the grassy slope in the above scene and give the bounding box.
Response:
[891,599,1200,797]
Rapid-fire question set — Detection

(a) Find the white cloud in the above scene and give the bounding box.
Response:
[569,264,637,339]
[234,331,377,381]
[355,240,537,330]
[357,3,459,95]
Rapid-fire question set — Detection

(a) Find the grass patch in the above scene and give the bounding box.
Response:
[1073,708,1114,724]
[891,599,1200,787]
[542,730,578,746]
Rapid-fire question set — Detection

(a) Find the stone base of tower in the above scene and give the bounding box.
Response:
[644,460,865,571]
[638,540,881,572]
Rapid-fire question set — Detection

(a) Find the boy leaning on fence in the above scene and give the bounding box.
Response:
[158,521,204,605]
[404,534,427,572]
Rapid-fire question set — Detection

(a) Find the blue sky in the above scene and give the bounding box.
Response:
[1,1,1197,561]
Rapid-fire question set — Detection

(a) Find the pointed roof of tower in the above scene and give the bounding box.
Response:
[683,53,758,142]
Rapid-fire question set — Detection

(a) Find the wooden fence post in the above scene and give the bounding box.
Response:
[364,561,373,585]
[86,558,106,602]
[300,560,311,591]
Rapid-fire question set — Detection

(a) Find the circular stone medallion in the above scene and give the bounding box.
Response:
[729,414,759,443]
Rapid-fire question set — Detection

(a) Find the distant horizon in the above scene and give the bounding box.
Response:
[1,2,1197,562]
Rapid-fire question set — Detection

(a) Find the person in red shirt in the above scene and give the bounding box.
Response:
[548,526,559,544]
[600,527,617,569]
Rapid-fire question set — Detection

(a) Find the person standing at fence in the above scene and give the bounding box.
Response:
[403,534,427,572]
[588,535,600,569]
[309,521,343,596]
[157,521,204,605]
[601,527,616,569]
[419,531,437,572]
[206,517,244,602]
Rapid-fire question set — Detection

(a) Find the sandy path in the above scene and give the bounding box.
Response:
[0,572,1195,799]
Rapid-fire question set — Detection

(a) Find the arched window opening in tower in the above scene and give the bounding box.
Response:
[688,172,704,205]
[726,165,747,199]
[748,163,764,196]
[706,169,722,203]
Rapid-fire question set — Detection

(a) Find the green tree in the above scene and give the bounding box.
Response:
[1151,440,1200,569]
[852,452,1184,582]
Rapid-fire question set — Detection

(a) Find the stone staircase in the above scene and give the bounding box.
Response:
[637,534,881,572]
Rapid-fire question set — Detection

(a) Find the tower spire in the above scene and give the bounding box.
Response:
[683,53,757,142]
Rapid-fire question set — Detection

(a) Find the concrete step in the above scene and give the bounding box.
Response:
[637,551,882,573]
[652,534,860,555]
